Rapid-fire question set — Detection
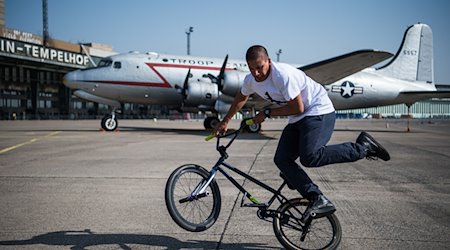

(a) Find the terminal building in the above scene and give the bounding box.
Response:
[335,99,450,119]
[0,25,116,120]
[0,28,170,120]
[0,0,172,120]
[1,2,449,120]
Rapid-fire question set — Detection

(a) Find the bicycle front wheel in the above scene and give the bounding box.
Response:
[273,198,341,250]
[165,164,221,232]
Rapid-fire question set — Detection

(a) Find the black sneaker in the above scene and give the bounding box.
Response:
[356,131,390,161]
[306,195,336,218]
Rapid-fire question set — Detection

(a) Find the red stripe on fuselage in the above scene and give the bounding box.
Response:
[86,80,171,87]
[146,63,235,71]
[83,62,235,88]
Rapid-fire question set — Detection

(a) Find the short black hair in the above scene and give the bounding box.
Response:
[246,45,269,62]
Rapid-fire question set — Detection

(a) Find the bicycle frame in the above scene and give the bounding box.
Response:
[216,158,291,207]
[195,122,292,210]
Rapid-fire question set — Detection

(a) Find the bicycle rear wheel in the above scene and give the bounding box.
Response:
[165,164,221,232]
[273,198,341,250]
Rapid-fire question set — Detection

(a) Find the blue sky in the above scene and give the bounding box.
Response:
[5,0,450,83]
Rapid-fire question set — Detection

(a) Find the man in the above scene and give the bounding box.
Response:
[214,45,390,217]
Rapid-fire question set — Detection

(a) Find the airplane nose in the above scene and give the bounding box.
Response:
[63,70,78,88]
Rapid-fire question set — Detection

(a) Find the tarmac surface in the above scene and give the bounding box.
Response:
[0,118,449,250]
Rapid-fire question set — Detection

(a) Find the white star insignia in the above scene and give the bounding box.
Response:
[341,82,354,97]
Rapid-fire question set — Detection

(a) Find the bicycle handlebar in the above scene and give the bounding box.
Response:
[205,119,254,141]
[205,118,255,158]
[204,133,216,142]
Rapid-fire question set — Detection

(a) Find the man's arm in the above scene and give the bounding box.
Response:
[272,94,304,116]
[253,94,304,124]
[214,91,249,134]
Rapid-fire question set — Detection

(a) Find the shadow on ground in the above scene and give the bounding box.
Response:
[0,229,280,250]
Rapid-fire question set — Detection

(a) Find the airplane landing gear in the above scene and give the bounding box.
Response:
[101,113,118,131]
[203,117,220,130]
[241,119,261,133]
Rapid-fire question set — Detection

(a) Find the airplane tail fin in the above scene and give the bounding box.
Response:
[376,23,434,83]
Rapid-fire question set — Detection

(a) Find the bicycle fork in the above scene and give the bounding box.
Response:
[179,167,219,203]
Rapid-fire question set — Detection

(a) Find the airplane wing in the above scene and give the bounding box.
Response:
[399,91,450,105]
[300,50,393,85]
[435,84,450,91]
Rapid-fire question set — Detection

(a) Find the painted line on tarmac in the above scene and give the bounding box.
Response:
[0,131,61,154]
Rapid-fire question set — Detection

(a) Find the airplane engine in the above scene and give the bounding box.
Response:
[214,100,232,113]
[185,81,219,106]
[221,70,247,96]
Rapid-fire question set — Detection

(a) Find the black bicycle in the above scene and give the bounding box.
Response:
[165,119,342,250]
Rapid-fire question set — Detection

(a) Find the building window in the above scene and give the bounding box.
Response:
[26,69,31,83]
[46,72,51,84]
[39,71,44,83]
[99,103,108,109]
[4,67,9,81]
[73,101,82,109]
[19,67,24,83]
[12,67,17,82]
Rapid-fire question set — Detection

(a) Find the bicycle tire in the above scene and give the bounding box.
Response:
[165,164,221,232]
[273,198,341,250]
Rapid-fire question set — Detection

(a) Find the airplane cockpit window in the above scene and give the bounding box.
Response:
[97,59,113,67]
[113,61,122,69]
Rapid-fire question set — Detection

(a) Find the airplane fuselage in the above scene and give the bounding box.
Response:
[64,51,440,113]
[64,52,248,110]
[328,68,438,110]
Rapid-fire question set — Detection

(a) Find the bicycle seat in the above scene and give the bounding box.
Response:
[279,172,296,190]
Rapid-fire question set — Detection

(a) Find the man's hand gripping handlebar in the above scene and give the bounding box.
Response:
[205,119,255,141]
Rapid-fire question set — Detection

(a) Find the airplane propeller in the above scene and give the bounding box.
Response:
[218,54,229,89]
[182,68,191,99]
[175,68,191,100]
[207,54,228,90]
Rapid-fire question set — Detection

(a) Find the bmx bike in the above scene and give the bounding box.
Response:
[165,119,341,250]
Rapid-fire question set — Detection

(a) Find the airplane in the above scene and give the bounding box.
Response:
[63,23,450,132]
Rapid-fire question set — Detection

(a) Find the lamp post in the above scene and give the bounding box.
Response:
[276,49,282,62]
[42,0,49,46]
[186,27,194,55]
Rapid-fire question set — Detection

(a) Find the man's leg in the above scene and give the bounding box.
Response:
[292,113,342,217]
[298,112,366,167]
[274,123,322,199]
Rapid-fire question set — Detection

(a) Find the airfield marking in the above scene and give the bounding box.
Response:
[0,131,61,154]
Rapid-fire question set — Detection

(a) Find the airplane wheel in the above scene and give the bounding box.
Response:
[204,117,220,129]
[242,119,261,133]
[101,115,118,131]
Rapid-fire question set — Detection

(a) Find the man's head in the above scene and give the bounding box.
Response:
[246,45,271,82]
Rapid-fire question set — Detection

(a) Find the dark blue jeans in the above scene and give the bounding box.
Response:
[274,112,365,199]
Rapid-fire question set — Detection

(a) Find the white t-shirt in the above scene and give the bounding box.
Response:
[241,62,335,124]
